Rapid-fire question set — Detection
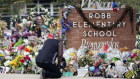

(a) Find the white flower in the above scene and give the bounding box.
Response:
[42,8,45,11]
[5,50,10,55]
[14,47,18,52]
[24,51,30,56]
[35,52,38,56]
[31,8,33,10]
[30,12,34,15]
[45,22,48,25]
[24,39,30,45]
[22,18,27,24]
[5,56,12,60]
[23,62,27,66]
[10,22,13,25]
[64,6,68,9]
[47,12,50,15]
[41,7,43,10]
[0,50,4,55]
[29,55,32,58]
[6,67,10,73]
[4,60,11,67]
[45,9,48,12]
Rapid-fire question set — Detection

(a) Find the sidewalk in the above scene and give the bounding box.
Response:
[0,74,124,79]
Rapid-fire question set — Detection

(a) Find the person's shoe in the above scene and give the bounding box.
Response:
[40,69,45,79]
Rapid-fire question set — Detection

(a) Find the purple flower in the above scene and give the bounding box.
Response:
[24,11,27,16]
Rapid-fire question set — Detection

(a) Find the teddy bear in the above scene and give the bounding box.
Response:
[67,56,78,75]
[0,66,10,74]
[105,63,118,78]
[63,66,77,75]
[63,54,78,75]
[120,47,129,53]
[115,60,128,78]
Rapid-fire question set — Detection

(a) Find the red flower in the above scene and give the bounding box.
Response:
[133,53,137,56]
[30,22,31,26]
[113,8,117,12]
[20,45,25,50]
[25,47,31,53]
[28,17,30,21]
[20,59,24,63]
[130,53,137,58]
[31,42,34,46]
[24,56,30,60]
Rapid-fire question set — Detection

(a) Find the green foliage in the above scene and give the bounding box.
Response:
[55,0,140,10]
[125,0,140,10]
[17,67,23,71]
[0,0,33,15]
[55,0,81,7]
[78,55,94,67]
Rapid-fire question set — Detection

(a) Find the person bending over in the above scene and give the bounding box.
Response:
[36,38,63,79]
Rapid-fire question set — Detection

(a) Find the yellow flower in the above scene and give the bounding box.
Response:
[3,47,7,49]
[69,53,75,56]
[10,61,14,65]
[57,19,60,27]
[134,49,138,53]
[18,55,23,58]
[17,64,19,67]
[28,47,32,50]
[14,63,17,66]
[10,55,23,68]
[0,54,4,56]
[12,65,15,68]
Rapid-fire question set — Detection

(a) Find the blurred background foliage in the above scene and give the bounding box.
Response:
[0,0,140,15]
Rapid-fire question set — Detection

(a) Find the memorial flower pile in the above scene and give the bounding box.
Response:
[0,5,61,74]
[63,46,140,78]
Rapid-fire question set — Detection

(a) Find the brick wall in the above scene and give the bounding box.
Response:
[60,9,136,50]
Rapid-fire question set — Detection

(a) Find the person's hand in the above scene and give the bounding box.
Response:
[57,64,60,68]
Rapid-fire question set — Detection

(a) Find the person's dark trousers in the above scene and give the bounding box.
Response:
[36,60,61,78]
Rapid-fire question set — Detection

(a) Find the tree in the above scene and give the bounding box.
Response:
[55,0,140,10]
[0,0,33,15]
[123,0,140,10]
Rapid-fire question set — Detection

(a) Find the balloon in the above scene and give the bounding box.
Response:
[99,66,102,69]
[41,25,47,29]
[113,8,117,12]
[14,38,23,47]
[112,2,118,8]
[98,53,107,60]
[90,66,95,71]
[92,68,102,76]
